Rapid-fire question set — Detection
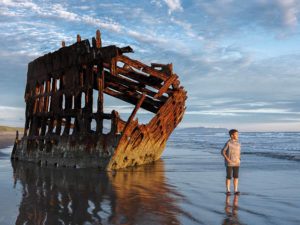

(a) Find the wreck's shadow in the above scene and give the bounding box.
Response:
[12,160,185,225]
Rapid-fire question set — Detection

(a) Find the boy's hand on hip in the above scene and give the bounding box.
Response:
[227,159,233,164]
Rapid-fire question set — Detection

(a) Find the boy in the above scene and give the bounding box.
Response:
[222,129,241,195]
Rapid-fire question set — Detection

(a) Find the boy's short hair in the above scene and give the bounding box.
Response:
[229,129,238,136]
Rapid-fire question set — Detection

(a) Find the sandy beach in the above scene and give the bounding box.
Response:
[0,129,300,225]
[0,132,17,149]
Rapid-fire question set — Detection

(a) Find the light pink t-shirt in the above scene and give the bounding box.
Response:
[222,139,241,167]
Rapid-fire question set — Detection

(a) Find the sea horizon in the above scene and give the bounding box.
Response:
[1,122,300,133]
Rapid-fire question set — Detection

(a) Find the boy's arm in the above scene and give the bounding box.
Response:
[222,142,232,163]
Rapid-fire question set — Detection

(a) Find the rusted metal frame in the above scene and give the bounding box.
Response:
[147,92,183,131]
[103,88,158,113]
[33,84,40,114]
[44,80,51,112]
[127,93,146,125]
[74,91,82,109]
[44,118,75,129]
[103,73,162,108]
[97,70,104,113]
[151,63,173,77]
[73,89,82,134]
[40,117,47,137]
[54,89,64,135]
[108,74,158,99]
[80,71,84,87]
[47,78,57,135]
[38,85,45,113]
[52,78,58,92]
[151,62,172,69]
[108,69,141,86]
[117,55,168,81]
[110,57,117,75]
[161,92,186,129]
[91,112,112,120]
[24,103,31,136]
[109,110,119,134]
[104,80,161,109]
[62,94,72,135]
[55,118,63,136]
[158,105,175,129]
[154,74,178,99]
[75,64,92,134]
[116,67,164,90]
[85,89,94,133]
[32,91,51,99]
[121,93,146,140]
[104,71,167,102]
[116,117,126,134]
[93,68,104,133]
[41,109,76,117]
[85,88,93,112]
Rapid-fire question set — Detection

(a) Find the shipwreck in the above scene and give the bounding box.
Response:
[11,30,187,170]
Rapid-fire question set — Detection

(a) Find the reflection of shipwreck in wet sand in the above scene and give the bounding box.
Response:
[12,160,185,225]
[11,30,187,170]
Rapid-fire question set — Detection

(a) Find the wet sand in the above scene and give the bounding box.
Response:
[0,132,16,149]
[0,132,300,225]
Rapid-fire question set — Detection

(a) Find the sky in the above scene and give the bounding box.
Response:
[0,0,300,131]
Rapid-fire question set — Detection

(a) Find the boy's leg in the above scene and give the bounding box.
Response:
[233,167,239,192]
[233,178,238,192]
[226,167,232,192]
[226,179,231,192]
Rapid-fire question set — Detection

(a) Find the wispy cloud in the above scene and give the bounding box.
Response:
[186,107,300,116]
[164,0,183,14]
[0,1,123,32]
[0,106,24,120]
[277,0,298,27]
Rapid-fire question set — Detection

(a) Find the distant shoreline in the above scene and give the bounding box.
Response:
[176,127,300,133]
[0,126,23,149]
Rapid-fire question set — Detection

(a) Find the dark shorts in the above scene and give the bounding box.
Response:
[226,166,239,179]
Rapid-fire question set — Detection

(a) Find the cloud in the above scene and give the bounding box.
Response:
[163,0,183,14]
[0,1,188,57]
[151,0,183,14]
[151,0,163,8]
[0,1,123,33]
[127,30,167,45]
[81,15,123,33]
[277,0,298,27]
[193,0,300,38]
[0,106,24,120]
[185,107,300,116]
[51,3,80,22]
[170,17,204,41]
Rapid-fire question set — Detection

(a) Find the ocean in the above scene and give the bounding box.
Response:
[0,128,300,225]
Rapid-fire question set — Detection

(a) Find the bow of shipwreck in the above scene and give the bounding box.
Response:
[11,33,187,170]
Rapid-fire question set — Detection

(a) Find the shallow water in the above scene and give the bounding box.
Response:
[1,130,300,225]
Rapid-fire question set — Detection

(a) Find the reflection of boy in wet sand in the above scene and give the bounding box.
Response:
[223,194,239,225]
[222,129,241,195]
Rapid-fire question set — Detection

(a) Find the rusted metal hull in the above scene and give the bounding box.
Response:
[107,89,186,170]
[11,31,187,170]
